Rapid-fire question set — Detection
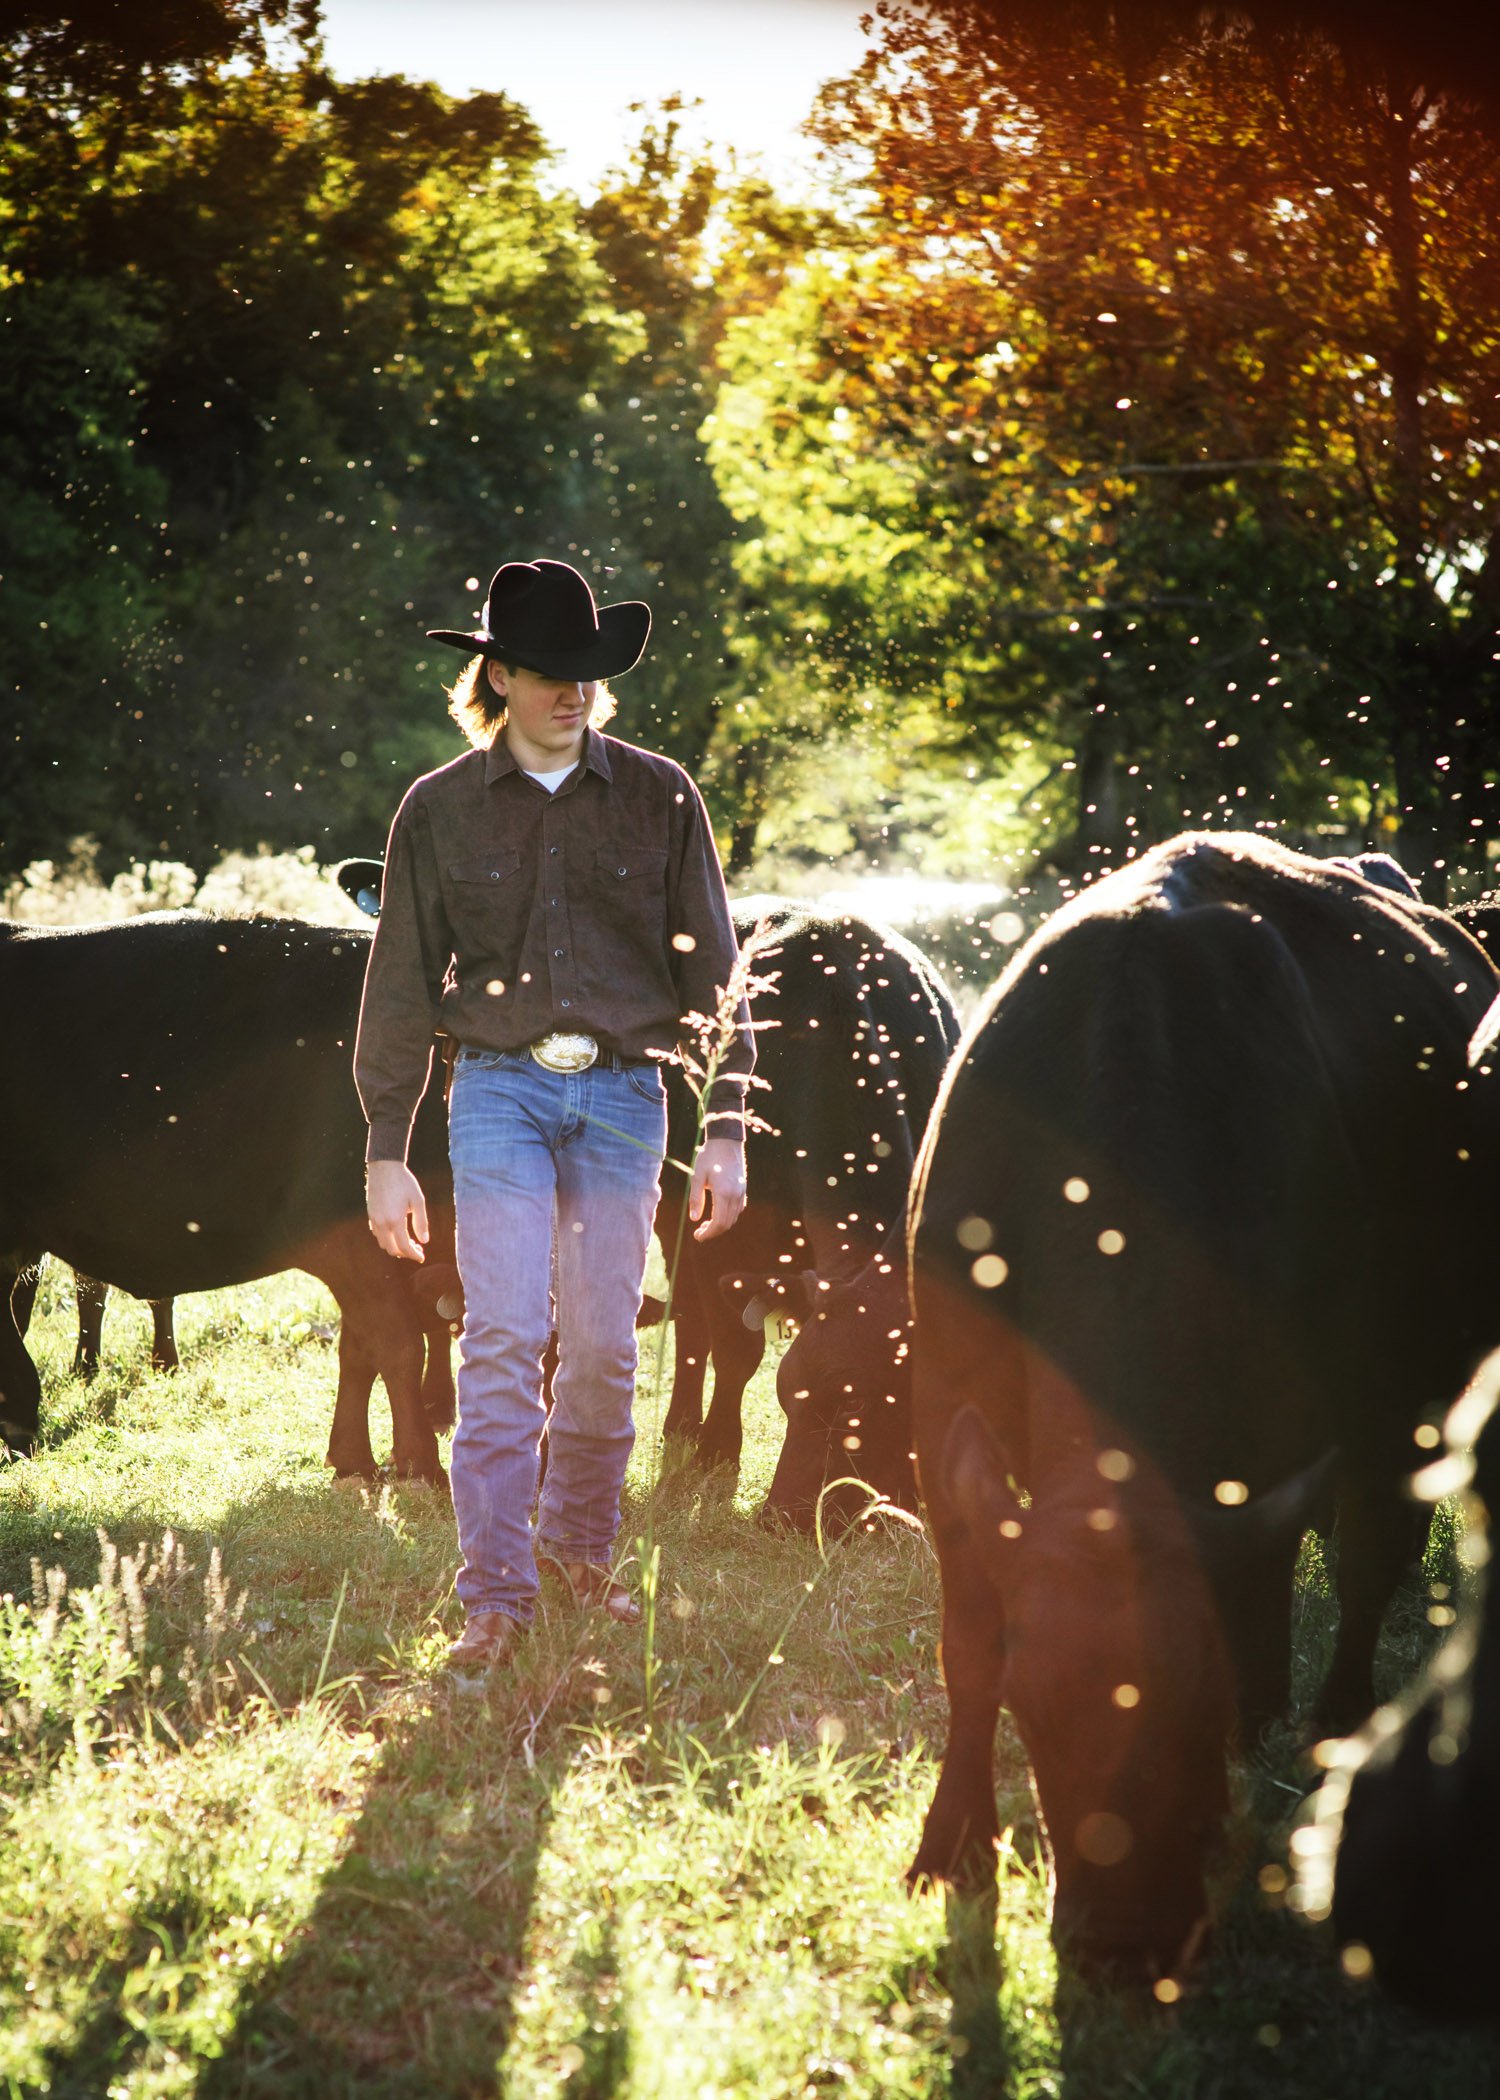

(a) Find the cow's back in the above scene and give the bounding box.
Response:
[913,834,1499,1495]
[676,899,958,1275]
[0,913,431,1296]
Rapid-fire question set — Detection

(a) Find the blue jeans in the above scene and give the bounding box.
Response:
[447,1048,667,1622]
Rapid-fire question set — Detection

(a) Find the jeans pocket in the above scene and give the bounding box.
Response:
[625,1062,665,1100]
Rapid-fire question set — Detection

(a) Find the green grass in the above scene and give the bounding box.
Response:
[2,1265,1497,2098]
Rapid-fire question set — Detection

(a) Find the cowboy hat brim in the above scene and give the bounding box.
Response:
[425,600,650,682]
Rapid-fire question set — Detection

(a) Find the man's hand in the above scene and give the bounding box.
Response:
[689,1134,747,1241]
[366,1160,429,1262]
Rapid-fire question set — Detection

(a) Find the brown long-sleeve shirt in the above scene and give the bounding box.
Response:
[354,725,753,1163]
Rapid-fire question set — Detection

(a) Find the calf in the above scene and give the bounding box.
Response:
[907,832,1500,1981]
[1296,1358,1500,2021]
[0,913,454,1482]
[658,900,958,1511]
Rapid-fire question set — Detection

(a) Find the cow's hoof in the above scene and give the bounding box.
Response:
[330,1464,382,1489]
[756,1499,813,1536]
[388,1463,451,1501]
[692,1438,742,1475]
[0,1424,38,1463]
[906,1838,998,1897]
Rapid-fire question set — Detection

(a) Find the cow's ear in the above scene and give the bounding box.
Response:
[942,1406,1024,1548]
[777,1269,819,1322]
[335,857,385,918]
[410,1261,464,1325]
[1190,1448,1338,1571]
[720,1269,816,1331]
[719,1271,778,1331]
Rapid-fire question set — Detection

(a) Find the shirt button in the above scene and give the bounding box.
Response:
[489,871,501,881]
[561,998,571,1008]
[617,866,627,877]
[553,948,564,958]
[549,846,559,856]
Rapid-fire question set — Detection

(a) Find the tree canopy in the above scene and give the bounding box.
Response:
[2,0,1497,895]
[699,0,1500,889]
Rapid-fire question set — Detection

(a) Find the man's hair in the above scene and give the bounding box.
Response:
[447,656,619,749]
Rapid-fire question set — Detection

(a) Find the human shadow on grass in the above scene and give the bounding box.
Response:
[9,1467,587,2100]
[556,1913,633,2100]
[189,1671,572,2100]
[940,1885,1017,2099]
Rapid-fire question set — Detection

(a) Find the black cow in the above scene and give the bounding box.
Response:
[1295,1355,1500,2021]
[657,900,959,1515]
[906,831,1500,1981]
[0,913,456,1482]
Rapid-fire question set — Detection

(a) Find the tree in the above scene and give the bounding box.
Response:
[0,8,653,869]
[716,0,1500,888]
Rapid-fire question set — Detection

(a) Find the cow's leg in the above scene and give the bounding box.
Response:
[661,1255,710,1445]
[10,1265,38,1340]
[0,1273,42,1457]
[909,1583,1007,1890]
[308,1226,443,1486]
[695,1313,765,1472]
[328,1315,380,1481]
[74,1274,107,1378]
[422,1319,456,1433]
[149,1300,179,1373]
[1314,1477,1428,1736]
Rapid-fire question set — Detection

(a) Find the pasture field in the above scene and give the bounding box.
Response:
[2,1266,1497,2100]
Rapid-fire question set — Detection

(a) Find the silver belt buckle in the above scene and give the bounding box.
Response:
[529,1030,599,1074]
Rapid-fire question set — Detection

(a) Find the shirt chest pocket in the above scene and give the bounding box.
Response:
[599,846,669,886]
[449,851,522,888]
[595,845,669,939]
[445,851,524,945]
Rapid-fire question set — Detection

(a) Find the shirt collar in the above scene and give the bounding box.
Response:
[483,723,614,788]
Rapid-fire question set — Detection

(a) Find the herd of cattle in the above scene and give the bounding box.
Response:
[2,830,1498,2016]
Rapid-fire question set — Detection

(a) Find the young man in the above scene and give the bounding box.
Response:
[356,558,751,1669]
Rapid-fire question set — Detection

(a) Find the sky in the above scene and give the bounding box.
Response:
[317,0,872,197]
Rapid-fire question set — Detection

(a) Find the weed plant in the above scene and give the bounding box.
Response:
[2,1269,1497,2097]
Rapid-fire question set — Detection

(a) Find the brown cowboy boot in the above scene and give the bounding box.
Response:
[537,1554,642,1625]
[445,1610,523,1670]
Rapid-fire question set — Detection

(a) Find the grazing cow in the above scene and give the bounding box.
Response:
[0,913,455,1482]
[657,900,959,1513]
[1294,1359,1500,2021]
[906,831,1500,1981]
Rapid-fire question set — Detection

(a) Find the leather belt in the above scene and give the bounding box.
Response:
[448,1032,652,1076]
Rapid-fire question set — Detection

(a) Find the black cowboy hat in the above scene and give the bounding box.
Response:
[426,559,650,681]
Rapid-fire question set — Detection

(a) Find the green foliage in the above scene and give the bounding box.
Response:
[0,13,757,875]
[695,2,1500,886]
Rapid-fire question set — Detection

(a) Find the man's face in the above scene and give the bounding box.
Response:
[487,660,596,758]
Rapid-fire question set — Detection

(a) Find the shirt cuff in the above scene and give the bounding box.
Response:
[703,1079,748,1142]
[365,1120,413,1165]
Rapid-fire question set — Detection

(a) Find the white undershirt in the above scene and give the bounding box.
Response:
[523,764,576,794]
